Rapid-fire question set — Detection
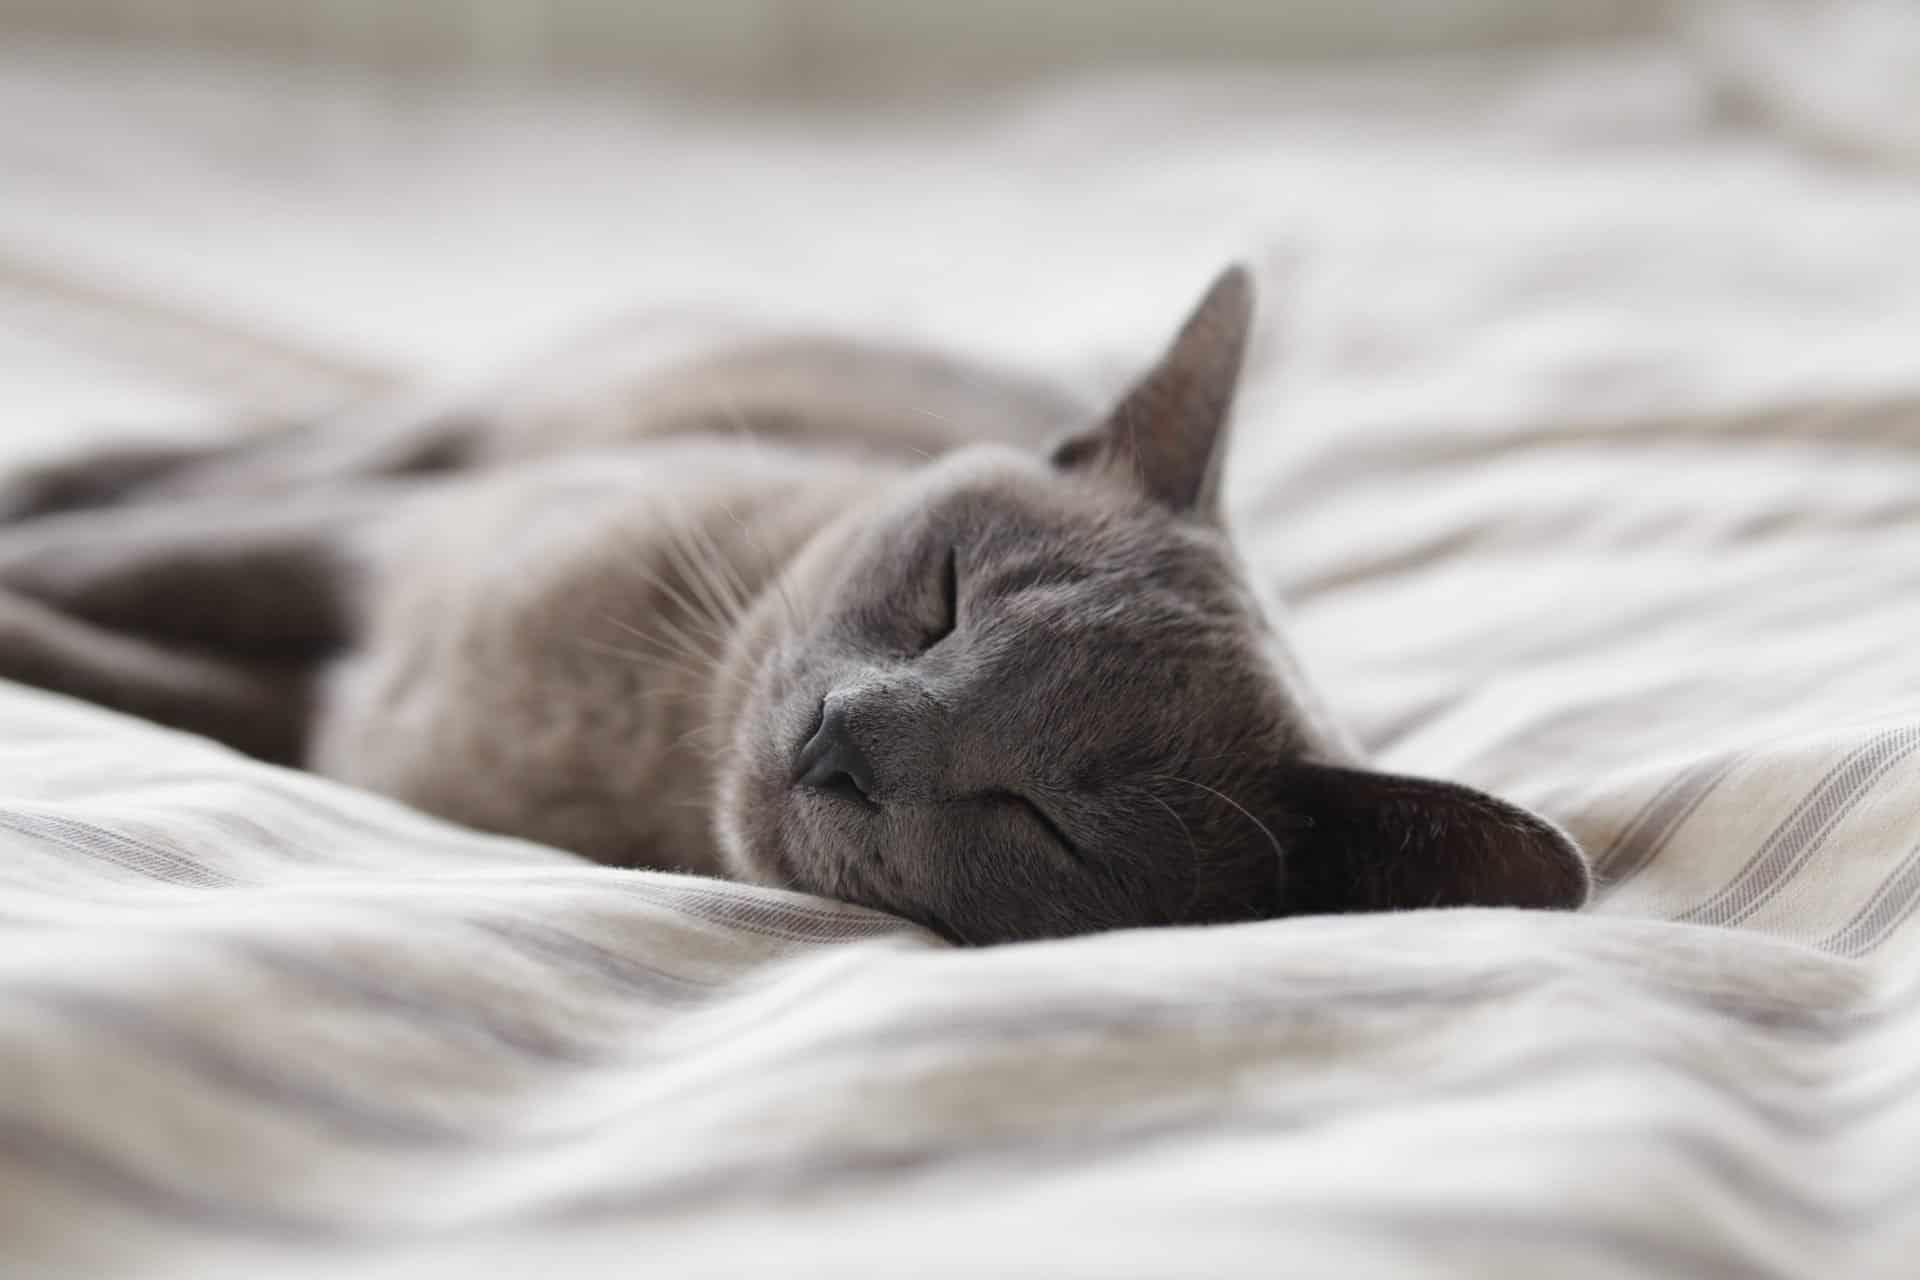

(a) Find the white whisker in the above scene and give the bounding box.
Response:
[1151,773,1283,867]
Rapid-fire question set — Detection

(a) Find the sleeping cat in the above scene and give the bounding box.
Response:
[0,266,1589,943]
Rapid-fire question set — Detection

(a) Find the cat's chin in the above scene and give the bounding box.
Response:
[781,780,886,888]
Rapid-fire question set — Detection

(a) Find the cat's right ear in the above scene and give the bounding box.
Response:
[1271,765,1592,916]
[1050,264,1254,523]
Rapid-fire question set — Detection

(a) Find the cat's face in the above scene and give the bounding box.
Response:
[716,267,1589,943]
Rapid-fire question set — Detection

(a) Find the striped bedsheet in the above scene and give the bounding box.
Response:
[5,24,1920,1278]
[0,683,1912,1279]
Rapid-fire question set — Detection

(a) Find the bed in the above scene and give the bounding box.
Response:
[4,12,1920,1276]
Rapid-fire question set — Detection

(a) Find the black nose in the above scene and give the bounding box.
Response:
[792,699,878,802]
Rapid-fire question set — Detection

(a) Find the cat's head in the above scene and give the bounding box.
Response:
[715,266,1588,944]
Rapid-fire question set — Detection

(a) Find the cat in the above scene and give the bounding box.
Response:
[0,266,1590,943]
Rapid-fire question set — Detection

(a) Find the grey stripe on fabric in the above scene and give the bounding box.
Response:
[0,806,233,887]
[610,879,908,943]
[1678,725,1920,928]
[1595,749,1744,886]
[1826,839,1920,959]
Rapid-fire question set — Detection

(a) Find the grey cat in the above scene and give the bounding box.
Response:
[0,266,1589,943]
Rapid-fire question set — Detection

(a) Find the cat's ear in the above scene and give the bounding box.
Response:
[1051,263,1254,520]
[1274,765,1591,914]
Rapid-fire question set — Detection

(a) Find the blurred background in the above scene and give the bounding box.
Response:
[1,1,1917,462]
[1,2,1669,91]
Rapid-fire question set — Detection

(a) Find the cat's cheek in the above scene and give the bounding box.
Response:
[710,716,798,889]
[782,787,899,903]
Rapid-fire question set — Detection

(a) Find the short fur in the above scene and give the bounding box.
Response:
[0,267,1589,943]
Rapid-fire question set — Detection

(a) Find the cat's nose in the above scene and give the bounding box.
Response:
[792,698,878,803]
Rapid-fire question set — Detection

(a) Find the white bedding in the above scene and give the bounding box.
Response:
[4,16,1920,1277]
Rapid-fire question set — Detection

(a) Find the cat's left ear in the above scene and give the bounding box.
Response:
[1051,263,1254,521]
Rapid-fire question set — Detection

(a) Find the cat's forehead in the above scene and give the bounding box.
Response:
[923,468,1291,758]
[978,587,1282,754]
[916,447,1225,569]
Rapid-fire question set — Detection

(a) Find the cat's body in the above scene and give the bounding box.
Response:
[0,269,1590,942]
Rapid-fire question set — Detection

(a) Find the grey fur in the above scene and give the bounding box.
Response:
[0,267,1588,943]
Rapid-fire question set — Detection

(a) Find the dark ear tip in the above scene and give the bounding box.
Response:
[1515,818,1593,912]
[1200,262,1256,324]
[1459,792,1592,912]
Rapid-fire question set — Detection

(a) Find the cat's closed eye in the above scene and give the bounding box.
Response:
[991,789,1082,866]
[916,546,960,652]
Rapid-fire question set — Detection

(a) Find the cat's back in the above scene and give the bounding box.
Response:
[474,318,1092,463]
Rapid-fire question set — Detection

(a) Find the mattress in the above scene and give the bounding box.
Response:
[3,15,1920,1277]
